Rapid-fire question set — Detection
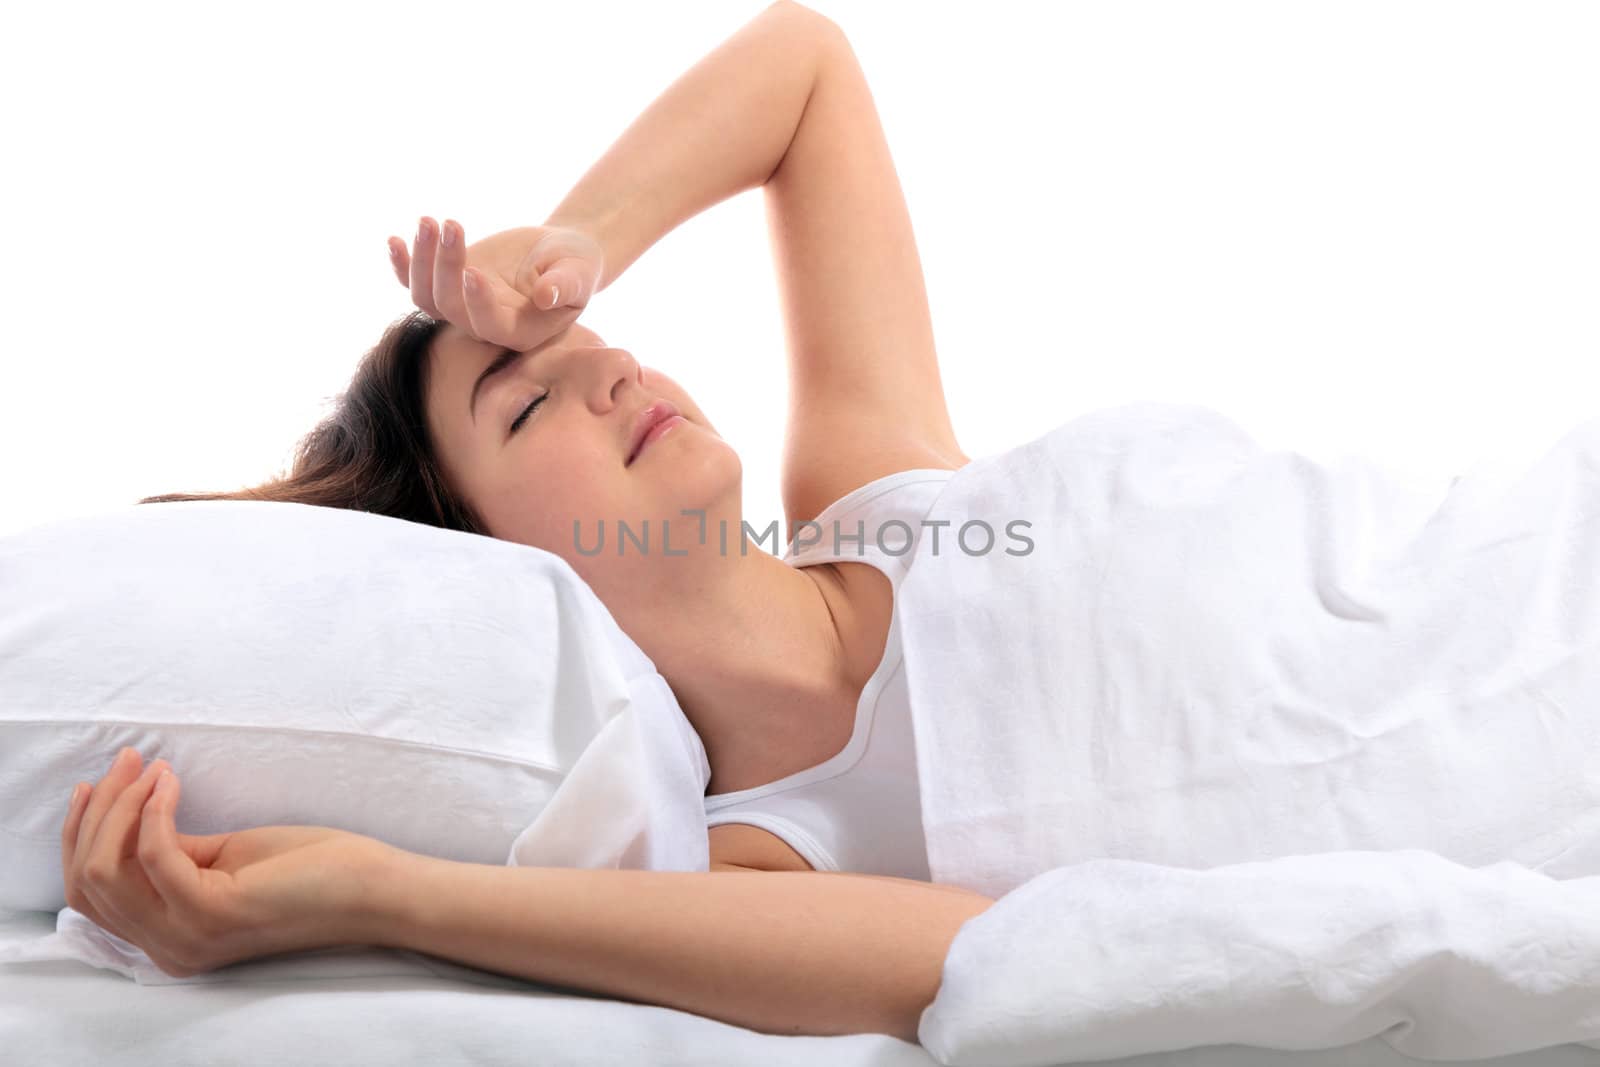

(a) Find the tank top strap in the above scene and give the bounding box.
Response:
[781,468,958,579]
[705,466,957,880]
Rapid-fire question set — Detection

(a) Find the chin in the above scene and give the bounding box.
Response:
[641,434,741,536]
[634,419,736,475]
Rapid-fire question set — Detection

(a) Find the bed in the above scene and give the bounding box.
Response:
[7,903,1600,1066]
[13,409,1600,1064]
[0,906,934,1066]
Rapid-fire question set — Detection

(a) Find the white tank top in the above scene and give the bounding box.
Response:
[702,468,958,879]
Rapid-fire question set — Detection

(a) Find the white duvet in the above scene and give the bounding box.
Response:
[919,848,1600,1064]
[900,403,1600,1063]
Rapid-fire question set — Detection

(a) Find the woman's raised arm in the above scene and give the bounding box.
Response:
[540,1,833,291]
[362,850,995,1042]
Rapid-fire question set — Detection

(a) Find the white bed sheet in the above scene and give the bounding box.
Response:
[0,907,934,1066]
[7,907,1600,1067]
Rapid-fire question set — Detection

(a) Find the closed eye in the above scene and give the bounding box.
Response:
[510,394,547,434]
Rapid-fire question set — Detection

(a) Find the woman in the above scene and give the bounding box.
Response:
[61,0,994,1045]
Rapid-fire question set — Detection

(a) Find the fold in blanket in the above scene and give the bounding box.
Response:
[901,402,1600,901]
[918,849,1600,1065]
[897,402,1600,1061]
[0,906,548,992]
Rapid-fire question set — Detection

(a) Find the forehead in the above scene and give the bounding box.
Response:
[433,319,604,361]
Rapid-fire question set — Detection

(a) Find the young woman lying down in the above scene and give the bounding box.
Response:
[65,1,995,1045]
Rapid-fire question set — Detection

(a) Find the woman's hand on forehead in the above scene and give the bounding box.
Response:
[387,218,605,353]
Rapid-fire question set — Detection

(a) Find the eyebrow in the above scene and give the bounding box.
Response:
[464,330,601,425]
[469,347,525,426]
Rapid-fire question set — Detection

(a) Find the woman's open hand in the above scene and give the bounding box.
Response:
[388,217,606,353]
[61,748,400,978]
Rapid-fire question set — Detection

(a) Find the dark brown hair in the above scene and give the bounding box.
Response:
[138,309,489,536]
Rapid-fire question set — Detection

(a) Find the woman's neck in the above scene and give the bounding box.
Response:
[605,543,855,792]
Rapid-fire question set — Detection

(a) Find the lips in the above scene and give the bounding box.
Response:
[625,400,683,466]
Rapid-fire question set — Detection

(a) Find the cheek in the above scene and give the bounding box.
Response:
[529,453,614,514]
[481,455,614,548]
[642,366,685,404]
[641,368,706,426]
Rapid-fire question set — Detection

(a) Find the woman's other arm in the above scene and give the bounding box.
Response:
[64,756,989,1040]
[541,1,831,290]
[361,850,995,1042]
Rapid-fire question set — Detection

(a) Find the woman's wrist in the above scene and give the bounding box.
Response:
[540,204,623,295]
[344,840,425,950]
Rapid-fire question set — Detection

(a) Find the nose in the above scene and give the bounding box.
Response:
[581,346,643,411]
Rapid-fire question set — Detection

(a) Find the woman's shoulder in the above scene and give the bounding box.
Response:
[783,446,967,535]
[783,458,965,559]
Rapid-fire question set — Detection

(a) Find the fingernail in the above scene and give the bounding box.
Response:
[548,285,560,309]
[441,221,456,248]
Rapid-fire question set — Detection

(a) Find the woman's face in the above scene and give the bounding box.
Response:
[422,321,741,588]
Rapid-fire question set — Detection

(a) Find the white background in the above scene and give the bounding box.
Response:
[3,0,1596,540]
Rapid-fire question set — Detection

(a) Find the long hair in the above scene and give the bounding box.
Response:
[138,309,488,536]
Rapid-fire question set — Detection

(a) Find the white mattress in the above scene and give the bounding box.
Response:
[0,907,933,1066]
[8,906,1600,1067]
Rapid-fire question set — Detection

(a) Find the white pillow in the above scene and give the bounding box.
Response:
[0,500,712,912]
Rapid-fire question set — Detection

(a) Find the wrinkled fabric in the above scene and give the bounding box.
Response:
[0,499,712,982]
[0,906,538,990]
[901,402,1600,898]
[900,401,1600,1061]
[920,849,1600,1065]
